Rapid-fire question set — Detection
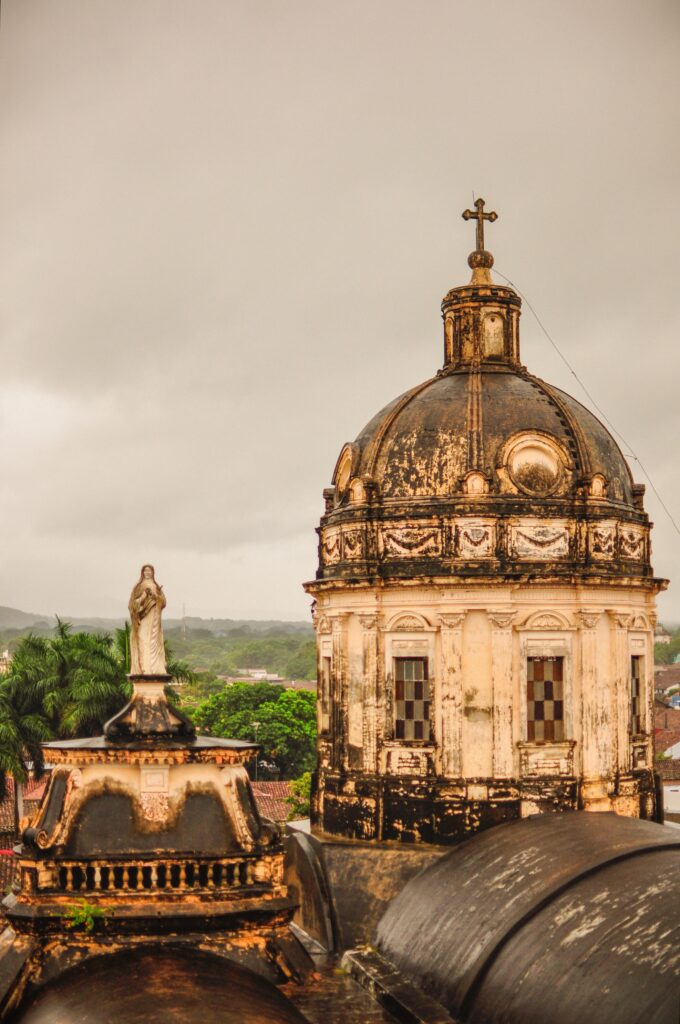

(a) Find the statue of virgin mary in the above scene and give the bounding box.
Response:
[128,565,167,675]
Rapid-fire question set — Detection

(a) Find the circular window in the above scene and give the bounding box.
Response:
[508,439,562,496]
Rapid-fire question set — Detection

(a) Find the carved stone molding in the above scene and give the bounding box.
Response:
[391,615,426,632]
[512,524,569,559]
[618,526,645,561]
[315,614,332,634]
[358,614,378,631]
[589,525,615,559]
[139,792,170,823]
[523,612,571,630]
[439,612,467,630]
[607,610,632,630]
[577,610,601,630]
[381,526,442,558]
[321,530,341,565]
[487,610,516,629]
[458,523,494,558]
[342,527,365,560]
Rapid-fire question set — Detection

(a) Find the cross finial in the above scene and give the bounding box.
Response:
[462,198,497,253]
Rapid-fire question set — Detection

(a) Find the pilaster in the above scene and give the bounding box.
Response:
[488,610,516,778]
[577,610,602,782]
[359,615,379,772]
[608,611,632,774]
[439,613,466,777]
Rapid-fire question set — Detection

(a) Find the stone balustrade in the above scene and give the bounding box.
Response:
[30,855,280,895]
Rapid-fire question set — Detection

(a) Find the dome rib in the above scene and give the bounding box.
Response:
[528,373,593,479]
[362,375,438,480]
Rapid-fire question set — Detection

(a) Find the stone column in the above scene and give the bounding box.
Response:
[359,615,379,773]
[488,610,516,778]
[439,613,466,778]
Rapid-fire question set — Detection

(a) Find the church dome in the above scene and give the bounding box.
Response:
[12,948,307,1024]
[350,368,634,505]
[314,200,653,585]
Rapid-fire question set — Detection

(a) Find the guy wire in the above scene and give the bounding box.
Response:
[493,266,680,538]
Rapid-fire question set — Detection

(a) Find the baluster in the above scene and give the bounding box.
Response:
[94,864,101,891]
[164,862,172,889]
[136,864,144,891]
[150,864,158,889]
[122,866,130,891]
[180,863,188,890]
[65,865,74,892]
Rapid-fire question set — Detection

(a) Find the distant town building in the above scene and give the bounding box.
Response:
[654,623,672,645]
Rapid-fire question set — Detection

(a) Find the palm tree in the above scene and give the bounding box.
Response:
[0,681,50,838]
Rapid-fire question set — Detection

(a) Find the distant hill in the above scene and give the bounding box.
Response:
[0,606,53,630]
[0,606,312,636]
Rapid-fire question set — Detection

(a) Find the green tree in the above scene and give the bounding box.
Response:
[192,683,316,778]
[286,772,312,819]
[0,681,50,836]
[2,621,127,739]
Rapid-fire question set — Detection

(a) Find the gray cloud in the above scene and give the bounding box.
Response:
[1,0,679,620]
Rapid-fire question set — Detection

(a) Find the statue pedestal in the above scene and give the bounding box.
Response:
[104,674,196,742]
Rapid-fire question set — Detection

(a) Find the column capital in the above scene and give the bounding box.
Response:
[487,609,516,629]
[439,612,467,630]
[577,610,601,630]
[606,610,632,630]
[358,614,378,631]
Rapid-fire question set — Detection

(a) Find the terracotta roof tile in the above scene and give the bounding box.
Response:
[251,781,293,823]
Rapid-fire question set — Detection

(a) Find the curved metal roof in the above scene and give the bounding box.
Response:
[377,812,680,1024]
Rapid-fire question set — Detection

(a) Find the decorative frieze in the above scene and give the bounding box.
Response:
[618,525,645,561]
[510,523,569,559]
[589,523,615,559]
[457,522,494,558]
[320,515,649,569]
[381,525,442,558]
[342,526,365,560]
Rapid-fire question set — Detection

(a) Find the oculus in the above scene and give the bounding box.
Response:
[507,436,562,496]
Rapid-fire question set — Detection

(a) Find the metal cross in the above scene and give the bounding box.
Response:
[462,198,497,251]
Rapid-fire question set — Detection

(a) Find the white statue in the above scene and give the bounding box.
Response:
[128,565,167,675]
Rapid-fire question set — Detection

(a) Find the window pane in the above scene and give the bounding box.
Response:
[527,657,565,743]
[394,658,430,742]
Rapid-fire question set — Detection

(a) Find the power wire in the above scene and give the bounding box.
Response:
[493,266,680,538]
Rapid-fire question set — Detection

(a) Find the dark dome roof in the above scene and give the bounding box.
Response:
[377,812,680,1024]
[352,367,633,504]
[12,948,307,1024]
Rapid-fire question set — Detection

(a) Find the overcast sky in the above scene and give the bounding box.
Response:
[1,0,679,622]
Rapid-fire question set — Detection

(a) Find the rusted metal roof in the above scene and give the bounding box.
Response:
[377,812,680,1024]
